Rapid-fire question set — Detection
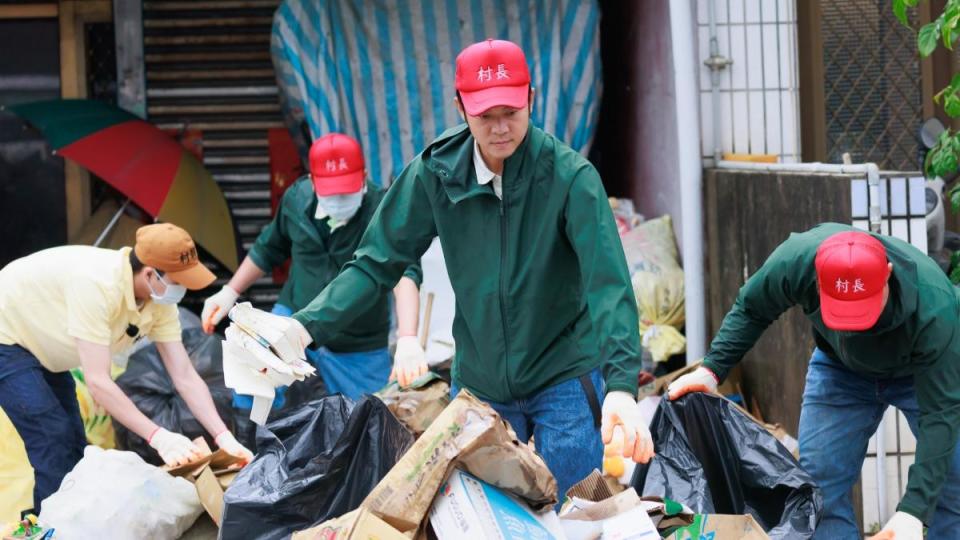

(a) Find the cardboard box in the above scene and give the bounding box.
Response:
[429,469,564,540]
[291,508,408,540]
[560,470,687,540]
[665,514,770,540]
[362,390,556,533]
[163,438,244,527]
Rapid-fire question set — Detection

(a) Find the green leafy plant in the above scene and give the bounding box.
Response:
[898,0,960,283]
[896,0,960,210]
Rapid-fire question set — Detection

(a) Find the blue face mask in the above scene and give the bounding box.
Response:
[147,273,187,305]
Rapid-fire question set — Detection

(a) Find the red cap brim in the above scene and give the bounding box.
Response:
[460,85,529,116]
[312,170,364,196]
[819,289,885,331]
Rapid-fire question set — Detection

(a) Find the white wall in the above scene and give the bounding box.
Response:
[696,0,801,164]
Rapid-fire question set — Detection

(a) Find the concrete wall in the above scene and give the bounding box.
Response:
[590,0,683,242]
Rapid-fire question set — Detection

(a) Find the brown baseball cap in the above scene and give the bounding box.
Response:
[134,223,216,290]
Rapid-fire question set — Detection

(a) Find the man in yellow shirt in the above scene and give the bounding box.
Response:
[0,223,252,512]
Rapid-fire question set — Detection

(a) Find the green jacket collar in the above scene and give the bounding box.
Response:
[424,123,544,204]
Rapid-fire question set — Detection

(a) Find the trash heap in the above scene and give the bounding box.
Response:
[620,215,687,366]
[19,368,822,540]
[14,302,822,539]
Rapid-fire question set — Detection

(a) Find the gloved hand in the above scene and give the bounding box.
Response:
[390,336,428,387]
[666,366,719,400]
[289,317,313,350]
[867,511,923,540]
[201,285,240,334]
[601,391,655,463]
[215,430,254,465]
[148,427,204,466]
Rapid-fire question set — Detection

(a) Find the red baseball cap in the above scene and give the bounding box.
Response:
[455,39,531,116]
[309,133,365,196]
[815,231,892,331]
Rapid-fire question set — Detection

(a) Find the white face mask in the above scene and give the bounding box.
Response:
[316,190,364,226]
[147,273,187,305]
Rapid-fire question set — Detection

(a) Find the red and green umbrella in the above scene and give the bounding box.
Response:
[5,99,239,271]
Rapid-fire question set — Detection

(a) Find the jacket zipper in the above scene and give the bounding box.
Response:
[499,194,513,399]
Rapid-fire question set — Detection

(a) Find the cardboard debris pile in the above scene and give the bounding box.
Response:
[163,437,245,527]
[291,389,776,540]
[560,470,769,540]
[221,302,317,425]
[375,372,450,436]
[294,389,558,538]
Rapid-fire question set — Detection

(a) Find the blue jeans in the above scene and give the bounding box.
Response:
[452,369,605,504]
[0,344,86,511]
[799,348,960,538]
[233,304,392,407]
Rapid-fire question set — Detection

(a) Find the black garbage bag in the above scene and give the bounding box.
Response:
[219,395,414,540]
[632,393,822,539]
[230,370,329,451]
[113,309,235,464]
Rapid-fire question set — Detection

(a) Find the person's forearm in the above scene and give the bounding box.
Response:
[393,276,420,338]
[173,370,229,438]
[227,256,266,295]
[86,375,159,440]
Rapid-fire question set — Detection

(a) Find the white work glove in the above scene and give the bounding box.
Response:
[215,431,254,465]
[202,285,240,334]
[289,317,313,350]
[867,511,923,540]
[601,391,655,463]
[666,366,719,400]
[390,336,428,387]
[148,427,204,467]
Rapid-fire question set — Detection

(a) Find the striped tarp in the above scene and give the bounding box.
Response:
[271,0,602,186]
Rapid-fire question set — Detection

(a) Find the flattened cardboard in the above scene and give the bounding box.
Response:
[665,514,770,540]
[195,466,225,527]
[429,469,564,540]
[291,508,408,540]
[362,390,556,533]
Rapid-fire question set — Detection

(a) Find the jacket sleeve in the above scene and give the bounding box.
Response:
[402,262,424,287]
[247,198,292,273]
[702,234,816,381]
[293,164,437,345]
[898,301,960,523]
[563,165,642,396]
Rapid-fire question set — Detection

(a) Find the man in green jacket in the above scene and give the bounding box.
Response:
[277,39,653,497]
[202,133,425,400]
[668,223,960,540]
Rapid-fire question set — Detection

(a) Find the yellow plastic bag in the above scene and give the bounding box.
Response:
[72,367,121,449]
[0,406,34,521]
[620,215,686,362]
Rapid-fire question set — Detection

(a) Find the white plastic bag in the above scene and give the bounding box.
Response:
[38,446,203,540]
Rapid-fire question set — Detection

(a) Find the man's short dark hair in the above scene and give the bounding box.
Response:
[129,249,144,273]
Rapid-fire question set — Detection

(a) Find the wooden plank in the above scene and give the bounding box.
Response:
[59,1,90,238]
[797,1,826,162]
[705,169,853,435]
[156,120,283,131]
[144,0,281,10]
[149,103,279,115]
[147,68,275,80]
[73,0,112,21]
[202,138,269,148]
[145,50,271,63]
[144,34,270,46]
[0,4,57,19]
[144,16,273,28]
